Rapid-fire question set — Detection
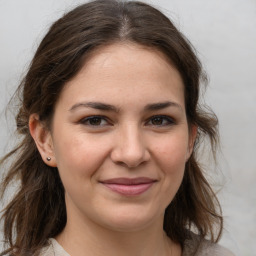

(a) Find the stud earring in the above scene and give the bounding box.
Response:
[46,157,51,161]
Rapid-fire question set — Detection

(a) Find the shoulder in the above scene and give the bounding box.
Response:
[39,238,70,256]
[183,233,236,256]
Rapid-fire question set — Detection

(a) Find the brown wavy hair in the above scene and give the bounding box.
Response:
[0,0,222,255]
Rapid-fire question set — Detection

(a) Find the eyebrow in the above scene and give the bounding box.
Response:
[69,101,182,112]
[144,101,183,112]
[69,102,119,112]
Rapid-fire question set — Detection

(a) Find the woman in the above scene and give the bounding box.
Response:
[0,0,235,255]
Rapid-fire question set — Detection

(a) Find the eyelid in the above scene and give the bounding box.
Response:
[145,115,176,126]
[77,114,175,127]
[79,115,112,126]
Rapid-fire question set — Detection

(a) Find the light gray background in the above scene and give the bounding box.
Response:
[0,0,255,255]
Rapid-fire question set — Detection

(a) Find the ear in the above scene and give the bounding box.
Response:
[29,114,57,167]
[186,124,197,161]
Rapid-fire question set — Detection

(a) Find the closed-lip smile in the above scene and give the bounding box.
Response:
[100,177,157,196]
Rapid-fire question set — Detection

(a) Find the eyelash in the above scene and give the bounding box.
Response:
[146,115,175,126]
[79,115,175,127]
[79,115,110,127]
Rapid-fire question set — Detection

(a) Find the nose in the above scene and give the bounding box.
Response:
[110,124,150,168]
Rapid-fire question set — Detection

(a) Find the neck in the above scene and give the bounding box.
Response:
[56,210,181,256]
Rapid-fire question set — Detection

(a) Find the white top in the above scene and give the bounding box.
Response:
[39,237,236,256]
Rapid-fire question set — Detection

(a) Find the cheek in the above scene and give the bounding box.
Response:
[53,133,110,180]
[154,136,188,172]
[152,135,188,196]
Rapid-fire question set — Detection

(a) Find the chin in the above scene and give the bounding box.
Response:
[98,206,162,232]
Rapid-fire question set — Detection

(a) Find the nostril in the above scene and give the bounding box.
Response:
[112,155,149,169]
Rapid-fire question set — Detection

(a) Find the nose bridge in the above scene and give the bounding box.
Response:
[111,123,149,168]
[123,123,143,152]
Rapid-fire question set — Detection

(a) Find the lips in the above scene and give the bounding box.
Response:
[100,177,156,196]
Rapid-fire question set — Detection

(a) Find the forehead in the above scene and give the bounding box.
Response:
[80,42,180,81]
[58,43,185,110]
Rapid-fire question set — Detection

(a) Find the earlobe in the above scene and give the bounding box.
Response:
[29,114,57,167]
[186,124,198,161]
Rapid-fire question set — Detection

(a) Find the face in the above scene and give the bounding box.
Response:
[41,43,195,232]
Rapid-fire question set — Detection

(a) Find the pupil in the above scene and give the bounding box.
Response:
[152,117,163,125]
[90,117,101,125]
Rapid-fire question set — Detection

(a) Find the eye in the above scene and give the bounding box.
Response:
[79,116,109,126]
[146,115,175,126]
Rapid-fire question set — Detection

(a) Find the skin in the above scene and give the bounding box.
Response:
[30,43,197,256]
